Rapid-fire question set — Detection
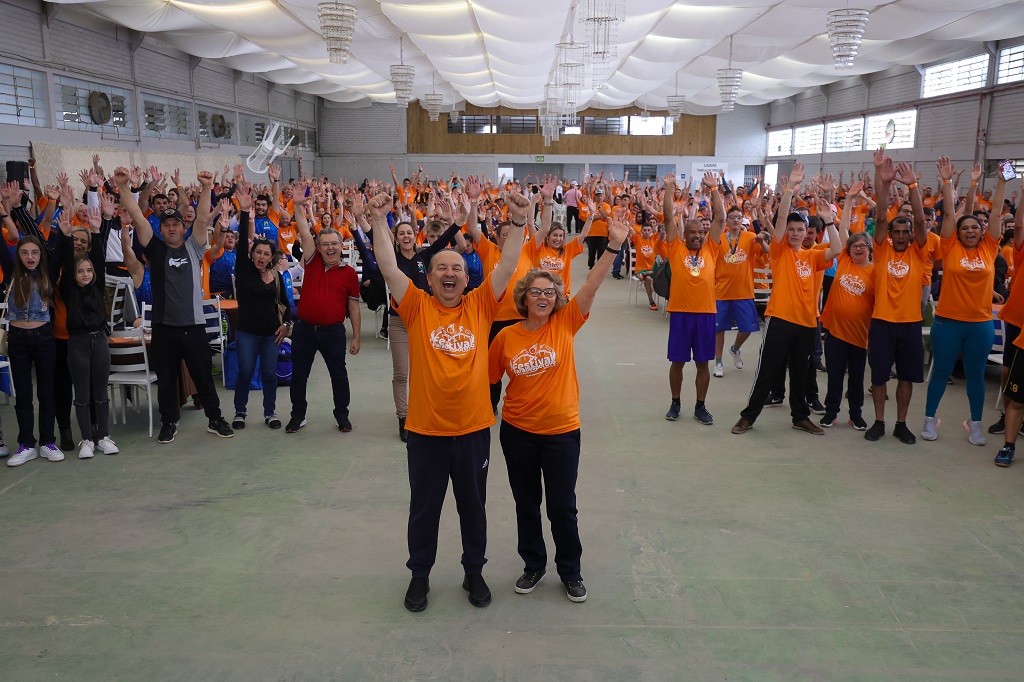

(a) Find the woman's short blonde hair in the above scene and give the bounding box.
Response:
[70,225,92,248]
[513,268,568,318]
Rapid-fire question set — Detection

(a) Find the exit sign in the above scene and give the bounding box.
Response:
[535,155,545,162]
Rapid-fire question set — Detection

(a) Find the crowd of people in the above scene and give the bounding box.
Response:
[0,147,1020,610]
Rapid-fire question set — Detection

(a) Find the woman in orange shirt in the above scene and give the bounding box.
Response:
[923,159,1006,445]
[525,182,591,296]
[819,182,875,430]
[488,218,628,604]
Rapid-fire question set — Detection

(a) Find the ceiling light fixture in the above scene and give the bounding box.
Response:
[666,72,685,121]
[717,35,742,112]
[390,36,415,108]
[318,2,358,64]
[826,7,870,69]
[580,0,624,69]
[424,71,443,122]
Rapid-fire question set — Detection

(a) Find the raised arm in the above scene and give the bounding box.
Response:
[937,156,957,239]
[491,192,530,299]
[120,216,144,289]
[367,194,409,304]
[838,181,863,250]
[894,162,928,248]
[292,182,316,262]
[705,171,725,245]
[873,150,894,246]
[533,175,558,248]
[963,162,982,217]
[268,163,283,215]
[574,217,628,317]
[113,167,153,247]
[1016,179,1024,251]
[662,173,677,242]
[774,162,805,243]
[190,170,214,247]
[989,173,1008,242]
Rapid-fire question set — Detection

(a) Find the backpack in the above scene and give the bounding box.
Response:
[276,339,293,385]
[360,269,388,311]
[651,257,671,299]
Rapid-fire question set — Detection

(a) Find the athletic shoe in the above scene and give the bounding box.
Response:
[813,358,827,373]
[806,398,826,415]
[40,443,64,462]
[694,405,714,426]
[7,444,37,467]
[963,420,986,446]
[78,440,95,460]
[893,422,917,445]
[611,272,624,280]
[265,415,282,429]
[338,418,353,433]
[819,414,838,428]
[995,445,1015,468]
[0,443,8,457]
[564,580,588,603]
[158,423,177,444]
[649,302,658,311]
[921,416,939,441]
[285,417,307,433]
[765,395,784,407]
[988,414,1006,434]
[404,577,429,612]
[731,418,753,434]
[231,413,246,429]
[864,421,885,441]
[207,418,235,438]
[713,363,724,378]
[514,570,546,594]
[665,402,681,421]
[463,573,492,607]
[792,419,824,435]
[95,437,119,455]
[849,416,868,431]
[730,346,744,369]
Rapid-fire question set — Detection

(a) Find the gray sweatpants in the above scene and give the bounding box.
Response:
[67,332,111,441]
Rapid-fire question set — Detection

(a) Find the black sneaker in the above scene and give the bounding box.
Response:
[765,394,784,407]
[208,417,235,438]
[806,398,826,415]
[265,414,282,429]
[157,422,177,444]
[819,414,838,428]
[694,404,714,426]
[892,422,916,445]
[463,573,492,607]
[611,272,624,280]
[232,412,246,429]
[864,421,885,442]
[848,416,868,431]
[285,417,307,434]
[988,415,1006,434]
[563,580,588,603]
[995,445,1016,468]
[338,418,353,433]
[665,402,681,421]
[813,359,827,373]
[514,570,546,594]
[404,576,429,612]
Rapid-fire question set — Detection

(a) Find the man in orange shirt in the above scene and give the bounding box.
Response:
[584,189,611,269]
[369,189,530,614]
[664,172,723,426]
[713,206,765,378]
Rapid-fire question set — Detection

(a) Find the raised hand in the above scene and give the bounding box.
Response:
[233,163,245,180]
[100,191,117,218]
[701,171,717,190]
[465,174,482,200]
[197,170,215,190]
[172,168,181,186]
[149,166,162,183]
[894,162,916,186]
[873,147,885,169]
[662,173,676,188]
[971,162,983,184]
[789,162,805,188]
[79,169,92,188]
[267,164,281,182]
[506,191,531,224]
[607,217,629,247]
[44,184,59,201]
[87,206,102,231]
[879,156,896,184]
[112,167,132,190]
[936,156,955,182]
[539,174,559,202]
[236,183,253,212]
[367,193,393,220]
[129,166,143,186]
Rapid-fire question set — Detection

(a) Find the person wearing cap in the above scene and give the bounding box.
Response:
[112,167,235,444]
[564,181,583,234]
[584,188,611,269]
[712,205,765,378]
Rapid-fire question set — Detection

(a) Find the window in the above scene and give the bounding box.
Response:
[865,109,917,150]
[623,165,658,180]
[54,74,133,132]
[767,129,792,157]
[997,44,1024,85]
[197,106,235,144]
[627,115,673,136]
[793,124,823,154]
[825,117,864,153]
[495,116,536,134]
[238,113,271,146]
[922,54,989,98]
[744,165,765,186]
[142,94,191,139]
[0,63,48,127]
[447,115,493,134]
[583,116,627,135]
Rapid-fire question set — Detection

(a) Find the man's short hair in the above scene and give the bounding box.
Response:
[152,193,169,203]
[316,227,343,243]
[256,194,271,204]
[923,207,936,218]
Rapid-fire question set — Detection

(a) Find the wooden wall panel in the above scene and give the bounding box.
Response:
[406,104,716,156]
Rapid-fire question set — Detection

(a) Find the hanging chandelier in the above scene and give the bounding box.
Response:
[580,0,624,67]
[556,41,587,118]
[318,2,358,64]
[449,110,459,124]
[390,37,415,108]
[666,73,685,121]
[717,36,742,112]
[423,72,443,122]
[826,8,870,69]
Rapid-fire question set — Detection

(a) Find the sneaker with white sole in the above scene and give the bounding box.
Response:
[8,444,37,467]
[232,413,246,430]
[563,580,588,603]
[963,419,986,446]
[78,440,95,459]
[921,416,939,441]
[0,443,8,457]
[713,363,724,378]
[40,443,64,462]
[95,437,119,455]
[730,346,744,369]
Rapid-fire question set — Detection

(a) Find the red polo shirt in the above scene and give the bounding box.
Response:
[297,251,360,325]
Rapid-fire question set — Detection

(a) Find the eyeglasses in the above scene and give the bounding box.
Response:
[527,287,557,298]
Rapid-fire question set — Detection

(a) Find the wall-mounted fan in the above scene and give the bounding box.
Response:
[88,91,111,125]
[211,113,227,138]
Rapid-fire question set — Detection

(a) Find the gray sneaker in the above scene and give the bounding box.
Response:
[730,345,744,369]
[921,416,939,441]
[963,419,986,446]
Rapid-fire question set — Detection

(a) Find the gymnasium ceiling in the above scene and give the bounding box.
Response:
[51,0,1024,114]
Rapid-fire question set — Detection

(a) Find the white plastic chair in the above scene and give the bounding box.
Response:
[245,122,295,175]
[202,298,227,386]
[108,328,157,437]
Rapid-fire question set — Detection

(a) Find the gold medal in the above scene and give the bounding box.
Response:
[724,253,735,264]
[689,266,701,276]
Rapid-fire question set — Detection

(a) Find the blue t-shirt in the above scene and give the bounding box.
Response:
[209,250,237,296]
[254,215,279,247]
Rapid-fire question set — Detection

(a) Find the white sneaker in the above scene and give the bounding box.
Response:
[95,437,119,455]
[730,345,744,369]
[7,444,37,467]
[40,443,64,462]
[78,440,95,459]
[921,416,939,441]
[963,419,986,446]
[713,363,724,378]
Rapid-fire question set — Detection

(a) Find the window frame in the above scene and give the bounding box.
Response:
[922,53,990,98]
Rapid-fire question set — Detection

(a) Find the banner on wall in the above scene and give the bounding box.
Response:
[691,161,727,180]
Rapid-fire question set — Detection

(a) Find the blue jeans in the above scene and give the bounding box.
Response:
[612,248,624,275]
[926,316,994,421]
[233,329,280,418]
[289,320,350,424]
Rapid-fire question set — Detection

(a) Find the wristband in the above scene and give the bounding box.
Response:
[823,222,835,227]
[907,182,918,190]
[943,180,951,185]
[605,245,622,255]
[510,218,526,228]
[543,202,553,206]
[970,181,978,186]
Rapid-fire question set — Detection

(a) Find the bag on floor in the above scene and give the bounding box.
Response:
[223,342,262,391]
[651,258,671,299]
[276,339,293,386]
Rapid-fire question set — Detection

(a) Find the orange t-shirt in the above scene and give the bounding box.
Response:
[714,230,757,301]
[394,283,500,436]
[1001,243,1015,282]
[999,243,1024,328]
[202,249,216,297]
[753,246,771,290]
[476,237,531,322]
[524,239,585,296]
[278,223,297,251]
[631,233,660,273]
[935,232,998,323]
[922,231,941,286]
[665,238,720,314]
[977,198,993,213]
[820,253,875,348]
[922,195,937,209]
[488,299,588,435]
[765,240,829,328]
[53,291,69,340]
[588,201,611,238]
[847,204,870,234]
[871,239,928,323]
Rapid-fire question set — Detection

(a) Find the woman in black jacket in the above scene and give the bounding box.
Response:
[230,183,293,430]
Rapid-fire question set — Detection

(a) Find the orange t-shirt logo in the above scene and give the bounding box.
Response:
[887,260,910,278]
[959,256,985,271]
[539,256,564,271]
[839,273,867,296]
[688,256,707,274]
[796,260,813,279]
[510,343,557,377]
[640,244,654,257]
[430,324,476,357]
[724,248,748,264]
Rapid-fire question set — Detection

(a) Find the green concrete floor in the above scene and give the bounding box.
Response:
[3,263,1024,681]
